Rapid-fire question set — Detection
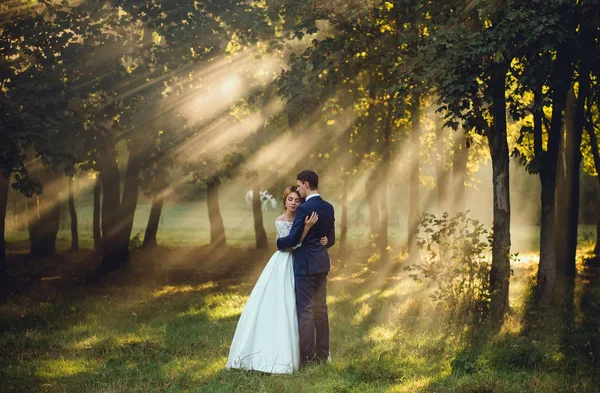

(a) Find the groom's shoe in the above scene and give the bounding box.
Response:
[303,356,328,368]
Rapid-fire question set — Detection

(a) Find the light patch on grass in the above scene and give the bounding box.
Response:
[161,357,224,384]
[354,289,379,304]
[385,377,433,392]
[36,358,101,378]
[352,302,372,325]
[500,313,523,335]
[369,325,395,342]
[72,334,99,350]
[151,282,217,299]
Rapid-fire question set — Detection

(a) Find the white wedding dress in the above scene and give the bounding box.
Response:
[225,220,300,374]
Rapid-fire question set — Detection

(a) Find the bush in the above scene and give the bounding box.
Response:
[405,211,491,322]
[129,232,143,250]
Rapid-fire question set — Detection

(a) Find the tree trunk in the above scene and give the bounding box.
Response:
[28,169,61,258]
[112,149,142,262]
[68,176,79,251]
[142,195,164,248]
[537,174,557,303]
[28,196,60,257]
[408,93,421,261]
[207,176,226,247]
[96,146,122,275]
[535,44,572,305]
[555,110,568,268]
[251,91,270,251]
[561,54,590,280]
[533,83,557,306]
[252,184,268,250]
[366,180,380,239]
[93,173,102,251]
[435,117,450,214]
[99,148,121,244]
[379,109,394,263]
[0,170,9,279]
[555,90,578,289]
[586,109,600,256]
[365,99,381,241]
[487,66,511,322]
[452,133,469,215]
[340,177,349,253]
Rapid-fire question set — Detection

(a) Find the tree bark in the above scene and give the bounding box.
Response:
[0,170,9,279]
[452,133,469,215]
[365,99,381,240]
[408,93,421,261]
[142,195,164,248]
[113,148,142,261]
[93,173,102,251]
[379,108,394,262]
[99,147,121,245]
[207,175,226,247]
[68,176,79,251]
[487,66,511,322]
[534,44,572,306]
[97,144,142,272]
[555,105,569,269]
[251,91,270,251]
[27,169,61,258]
[561,52,590,279]
[534,84,557,306]
[555,90,578,288]
[585,109,600,255]
[435,117,450,214]
[252,184,268,250]
[365,179,380,239]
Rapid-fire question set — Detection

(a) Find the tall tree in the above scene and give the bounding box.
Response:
[67,175,78,251]
[408,93,421,260]
[422,0,519,321]
[92,174,102,251]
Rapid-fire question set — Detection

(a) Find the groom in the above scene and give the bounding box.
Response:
[277,170,335,367]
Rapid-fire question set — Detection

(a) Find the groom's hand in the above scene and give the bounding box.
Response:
[320,236,328,246]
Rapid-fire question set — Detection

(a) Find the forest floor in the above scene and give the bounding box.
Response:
[1,243,599,393]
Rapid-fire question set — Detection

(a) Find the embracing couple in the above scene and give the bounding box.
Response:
[226,170,335,374]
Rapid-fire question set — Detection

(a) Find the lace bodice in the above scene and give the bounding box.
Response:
[275,220,293,238]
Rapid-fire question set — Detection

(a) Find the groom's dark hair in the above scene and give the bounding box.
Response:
[297,170,318,190]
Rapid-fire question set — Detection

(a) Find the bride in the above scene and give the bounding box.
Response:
[226,186,327,374]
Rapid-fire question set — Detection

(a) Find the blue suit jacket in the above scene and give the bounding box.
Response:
[277,195,335,276]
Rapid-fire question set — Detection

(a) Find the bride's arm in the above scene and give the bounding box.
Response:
[298,212,318,244]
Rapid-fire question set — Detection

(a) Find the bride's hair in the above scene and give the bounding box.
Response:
[282,186,303,210]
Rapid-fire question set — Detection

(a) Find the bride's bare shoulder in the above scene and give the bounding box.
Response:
[275,215,286,221]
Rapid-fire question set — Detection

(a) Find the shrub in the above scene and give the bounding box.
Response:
[404,211,491,322]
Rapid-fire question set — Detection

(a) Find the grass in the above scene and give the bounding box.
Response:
[1,238,599,393]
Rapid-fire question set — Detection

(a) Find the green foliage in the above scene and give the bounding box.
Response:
[405,212,492,322]
[129,232,143,250]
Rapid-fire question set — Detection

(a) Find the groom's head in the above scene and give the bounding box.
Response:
[296,170,318,198]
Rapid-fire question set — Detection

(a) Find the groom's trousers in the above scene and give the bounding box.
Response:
[295,272,329,365]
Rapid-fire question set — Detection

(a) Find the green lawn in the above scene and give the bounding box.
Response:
[1,242,599,393]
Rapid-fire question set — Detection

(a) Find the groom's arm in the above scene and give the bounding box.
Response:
[276,206,307,250]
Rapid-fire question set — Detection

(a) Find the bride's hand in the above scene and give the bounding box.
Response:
[320,236,328,246]
[305,212,318,228]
